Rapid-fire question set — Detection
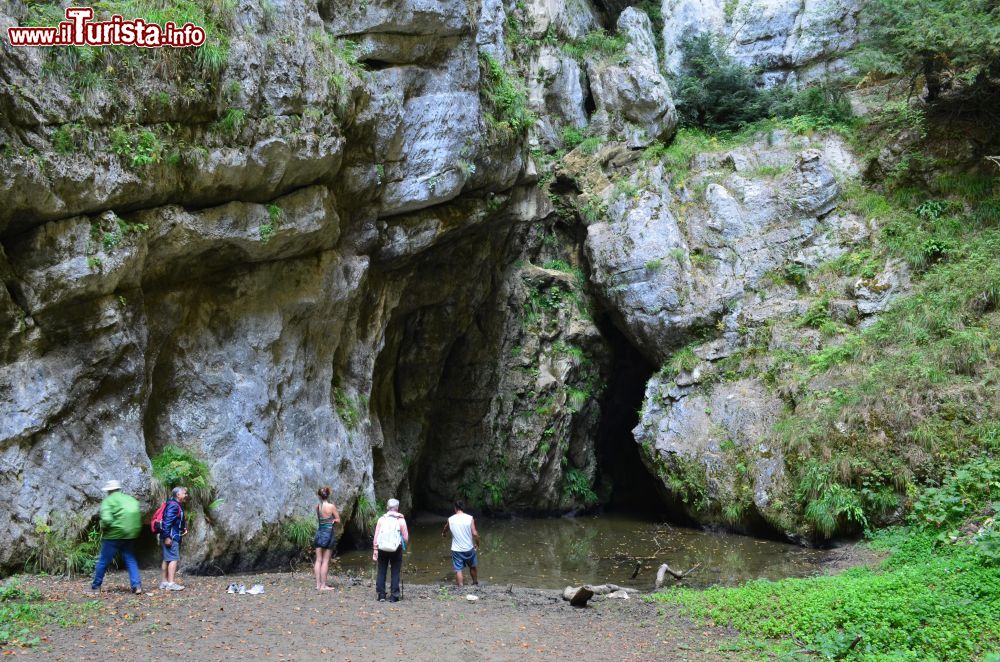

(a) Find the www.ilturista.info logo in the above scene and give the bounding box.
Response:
[7,7,206,48]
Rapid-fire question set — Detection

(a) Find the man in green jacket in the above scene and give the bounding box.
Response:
[91,480,143,594]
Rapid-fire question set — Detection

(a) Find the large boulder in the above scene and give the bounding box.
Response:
[587,8,678,147]
[585,131,858,364]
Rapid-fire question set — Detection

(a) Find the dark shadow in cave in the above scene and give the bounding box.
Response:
[592,316,696,525]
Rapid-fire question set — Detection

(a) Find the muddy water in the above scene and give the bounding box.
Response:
[336,513,836,590]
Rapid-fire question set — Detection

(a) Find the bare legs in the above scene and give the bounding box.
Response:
[161,560,177,585]
[314,548,334,590]
[455,566,479,587]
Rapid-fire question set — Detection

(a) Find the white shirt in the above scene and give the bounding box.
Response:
[448,512,475,552]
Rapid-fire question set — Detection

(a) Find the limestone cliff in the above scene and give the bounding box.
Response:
[0,0,865,571]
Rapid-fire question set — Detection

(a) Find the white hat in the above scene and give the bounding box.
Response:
[101,480,122,492]
[386,498,400,510]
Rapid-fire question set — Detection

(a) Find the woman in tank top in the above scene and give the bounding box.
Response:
[314,486,341,590]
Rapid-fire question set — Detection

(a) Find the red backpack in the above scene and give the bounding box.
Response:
[151,500,182,534]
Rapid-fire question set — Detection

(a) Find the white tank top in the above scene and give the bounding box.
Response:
[448,512,475,552]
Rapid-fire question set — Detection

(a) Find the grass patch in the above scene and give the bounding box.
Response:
[561,29,627,62]
[479,51,535,143]
[0,579,99,648]
[651,453,1000,660]
[24,514,101,578]
[284,516,317,549]
[333,387,367,430]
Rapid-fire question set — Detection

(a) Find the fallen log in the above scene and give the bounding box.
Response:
[561,583,638,606]
[654,562,701,589]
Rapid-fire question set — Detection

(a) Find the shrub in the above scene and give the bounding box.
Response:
[672,34,772,132]
[852,0,1000,99]
[25,514,101,577]
[284,517,317,549]
[563,468,598,505]
[771,83,854,128]
[151,445,212,503]
[479,51,535,142]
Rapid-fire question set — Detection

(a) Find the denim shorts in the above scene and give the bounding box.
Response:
[452,549,477,572]
[314,527,335,550]
[161,537,180,562]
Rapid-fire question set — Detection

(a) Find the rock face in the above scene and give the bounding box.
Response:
[586,8,678,147]
[0,0,877,571]
[574,130,903,531]
[660,0,861,85]
[585,133,859,364]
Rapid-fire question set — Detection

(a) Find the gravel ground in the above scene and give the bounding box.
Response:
[4,572,738,661]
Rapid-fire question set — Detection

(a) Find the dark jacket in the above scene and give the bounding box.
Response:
[160,498,185,542]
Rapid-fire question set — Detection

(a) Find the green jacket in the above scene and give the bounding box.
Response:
[100,491,142,540]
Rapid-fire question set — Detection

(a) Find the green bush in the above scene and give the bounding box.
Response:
[672,34,772,132]
[479,51,535,142]
[852,0,1000,99]
[284,517,317,549]
[151,445,212,504]
[563,468,597,506]
[24,514,101,577]
[771,83,854,128]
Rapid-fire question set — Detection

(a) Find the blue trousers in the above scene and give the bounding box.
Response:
[92,539,141,590]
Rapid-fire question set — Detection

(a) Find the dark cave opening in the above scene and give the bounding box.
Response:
[592,317,690,521]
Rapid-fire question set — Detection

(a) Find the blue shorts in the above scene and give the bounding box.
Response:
[314,527,335,550]
[161,537,180,563]
[452,549,477,572]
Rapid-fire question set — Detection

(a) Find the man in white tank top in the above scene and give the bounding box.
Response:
[442,500,480,587]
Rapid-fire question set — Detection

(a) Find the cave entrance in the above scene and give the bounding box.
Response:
[593,317,680,517]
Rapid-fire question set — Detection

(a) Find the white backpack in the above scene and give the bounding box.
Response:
[375,515,402,552]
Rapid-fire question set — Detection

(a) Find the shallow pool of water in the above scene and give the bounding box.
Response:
[336,513,835,590]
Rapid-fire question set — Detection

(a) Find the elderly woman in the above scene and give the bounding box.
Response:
[372,498,409,602]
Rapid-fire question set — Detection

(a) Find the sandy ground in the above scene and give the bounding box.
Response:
[4,571,739,661]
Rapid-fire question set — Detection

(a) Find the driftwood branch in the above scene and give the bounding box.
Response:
[655,562,702,589]
[562,584,637,607]
[986,156,1000,172]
